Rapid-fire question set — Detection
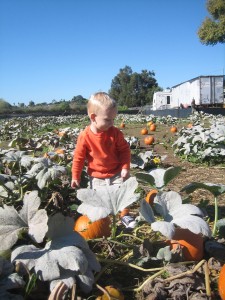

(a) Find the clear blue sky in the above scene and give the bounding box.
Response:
[0,0,224,105]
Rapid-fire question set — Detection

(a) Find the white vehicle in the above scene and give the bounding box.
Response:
[152,75,224,110]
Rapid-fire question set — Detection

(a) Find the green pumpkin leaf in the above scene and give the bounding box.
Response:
[181,182,225,197]
[0,191,48,251]
[11,213,101,293]
[136,166,182,190]
[77,177,140,222]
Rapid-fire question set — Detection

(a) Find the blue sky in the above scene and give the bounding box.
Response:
[0,0,224,105]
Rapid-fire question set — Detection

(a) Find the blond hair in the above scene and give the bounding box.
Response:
[87,92,117,114]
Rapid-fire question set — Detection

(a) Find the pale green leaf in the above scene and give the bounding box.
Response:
[0,191,48,250]
[0,206,27,251]
[139,200,155,223]
[77,177,140,221]
[181,182,225,197]
[151,221,175,239]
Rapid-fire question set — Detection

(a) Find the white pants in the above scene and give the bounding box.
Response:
[89,173,123,189]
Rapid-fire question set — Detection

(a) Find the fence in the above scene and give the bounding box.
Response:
[143,107,225,118]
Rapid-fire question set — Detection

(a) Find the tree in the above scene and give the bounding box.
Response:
[109,66,160,107]
[198,0,225,45]
[0,98,12,110]
[28,100,35,106]
[18,103,25,108]
[71,95,87,104]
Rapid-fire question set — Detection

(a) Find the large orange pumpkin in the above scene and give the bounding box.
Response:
[96,286,124,300]
[219,264,225,300]
[169,228,204,261]
[74,215,111,240]
[144,136,154,145]
[145,189,158,205]
[149,124,156,131]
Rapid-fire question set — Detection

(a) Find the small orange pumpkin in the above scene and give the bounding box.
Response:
[96,285,124,300]
[141,128,148,135]
[120,122,125,128]
[144,136,154,145]
[58,131,67,137]
[169,228,204,261]
[170,126,178,133]
[149,123,156,131]
[147,121,153,126]
[218,264,225,300]
[55,148,66,155]
[120,208,130,217]
[145,189,158,205]
[74,215,111,240]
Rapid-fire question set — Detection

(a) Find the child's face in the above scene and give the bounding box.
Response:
[91,107,117,132]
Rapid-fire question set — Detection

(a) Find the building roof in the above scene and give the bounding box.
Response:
[172,75,224,89]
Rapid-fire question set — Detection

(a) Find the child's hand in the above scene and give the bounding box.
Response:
[71,179,80,189]
[121,168,130,180]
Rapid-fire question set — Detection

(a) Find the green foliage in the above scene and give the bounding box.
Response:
[173,120,225,165]
[109,65,161,107]
[198,0,225,45]
[0,256,25,299]
[0,99,11,110]
[140,190,211,239]
[136,166,182,190]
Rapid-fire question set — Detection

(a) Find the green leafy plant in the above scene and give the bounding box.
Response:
[0,191,101,294]
[26,157,67,189]
[173,121,225,165]
[0,151,67,204]
[139,191,211,239]
[135,166,182,190]
[181,182,225,236]
[0,256,25,299]
[0,190,48,250]
[131,150,165,170]
[11,213,101,293]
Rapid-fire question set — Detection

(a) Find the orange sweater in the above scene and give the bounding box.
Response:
[72,125,131,180]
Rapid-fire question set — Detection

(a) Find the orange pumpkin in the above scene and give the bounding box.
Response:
[144,136,154,145]
[218,264,225,300]
[147,121,153,127]
[170,126,178,133]
[120,122,125,128]
[149,124,156,131]
[58,131,67,137]
[96,286,124,300]
[55,148,66,155]
[145,189,158,205]
[74,215,111,240]
[141,128,148,135]
[120,208,130,217]
[169,228,204,261]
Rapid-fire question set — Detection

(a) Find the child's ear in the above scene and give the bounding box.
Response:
[90,113,96,122]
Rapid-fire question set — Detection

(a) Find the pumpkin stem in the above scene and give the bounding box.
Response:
[212,196,218,237]
[111,215,117,238]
